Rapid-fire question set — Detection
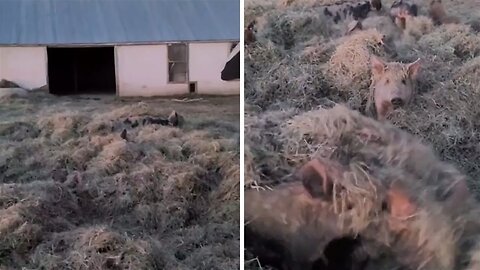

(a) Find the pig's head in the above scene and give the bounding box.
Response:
[390,0,418,18]
[245,21,257,45]
[389,0,418,29]
[246,20,256,31]
[369,56,421,121]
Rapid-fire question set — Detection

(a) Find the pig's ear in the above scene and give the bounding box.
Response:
[407,58,421,79]
[371,55,386,77]
[387,182,417,219]
[347,20,362,34]
[296,158,336,198]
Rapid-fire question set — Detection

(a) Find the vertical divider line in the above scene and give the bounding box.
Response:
[239,0,245,268]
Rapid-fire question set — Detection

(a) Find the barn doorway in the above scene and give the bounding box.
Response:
[47,47,116,95]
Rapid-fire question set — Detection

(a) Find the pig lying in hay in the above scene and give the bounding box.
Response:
[245,105,480,270]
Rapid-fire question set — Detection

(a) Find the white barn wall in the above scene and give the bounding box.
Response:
[116,45,188,97]
[0,52,2,78]
[188,42,239,95]
[0,47,47,89]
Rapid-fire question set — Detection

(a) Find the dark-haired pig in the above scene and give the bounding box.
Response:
[429,0,460,25]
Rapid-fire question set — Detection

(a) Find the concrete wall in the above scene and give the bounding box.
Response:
[116,45,188,96]
[188,42,240,95]
[0,47,47,89]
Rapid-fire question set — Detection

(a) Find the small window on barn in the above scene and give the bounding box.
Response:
[168,43,188,83]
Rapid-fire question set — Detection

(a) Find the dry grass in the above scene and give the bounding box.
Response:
[327,29,386,92]
[0,91,240,269]
[245,0,480,268]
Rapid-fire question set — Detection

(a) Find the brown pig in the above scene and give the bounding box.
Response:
[389,0,418,30]
[367,55,421,121]
[245,21,256,45]
[429,0,460,25]
[244,158,369,270]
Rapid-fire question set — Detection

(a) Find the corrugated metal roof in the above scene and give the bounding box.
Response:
[0,0,240,45]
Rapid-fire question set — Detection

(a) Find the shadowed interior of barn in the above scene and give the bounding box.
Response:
[47,47,116,95]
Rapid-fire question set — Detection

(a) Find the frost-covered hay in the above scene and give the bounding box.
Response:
[388,56,480,187]
[327,29,387,91]
[418,23,480,61]
[0,93,240,269]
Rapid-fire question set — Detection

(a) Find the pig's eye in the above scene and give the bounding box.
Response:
[385,79,390,84]
[401,79,406,85]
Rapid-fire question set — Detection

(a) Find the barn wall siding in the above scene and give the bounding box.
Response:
[188,42,239,95]
[0,47,47,89]
[116,45,188,97]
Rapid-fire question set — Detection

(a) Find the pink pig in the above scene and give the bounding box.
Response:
[367,56,422,121]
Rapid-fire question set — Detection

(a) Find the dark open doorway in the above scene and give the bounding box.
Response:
[47,47,116,95]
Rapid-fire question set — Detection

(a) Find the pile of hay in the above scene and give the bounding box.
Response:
[245,0,480,268]
[0,93,240,269]
[326,29,386,92]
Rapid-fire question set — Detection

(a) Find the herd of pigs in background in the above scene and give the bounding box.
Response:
[244,0,476,269]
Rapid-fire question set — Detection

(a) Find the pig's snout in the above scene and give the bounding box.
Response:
[391,98,404,107]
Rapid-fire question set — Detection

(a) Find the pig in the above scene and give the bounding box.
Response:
[389,0,418,30]
[367,56,421,121]
[245,21,256,45]
[140,110,182,127]
[323,1,379,25]
[429,0,460,25]
[168,110,181,127]
[469,19,480,33]
[371,0,382,12]
[245,158,370,270]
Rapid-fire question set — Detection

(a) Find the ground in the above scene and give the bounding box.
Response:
[244,0,480,268]
[0,91,240,269]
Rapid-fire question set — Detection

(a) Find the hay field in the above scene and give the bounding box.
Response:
[0,90,240,269]
[245,0,480,268]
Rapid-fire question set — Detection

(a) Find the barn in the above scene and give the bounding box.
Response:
[0,0,240,96]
